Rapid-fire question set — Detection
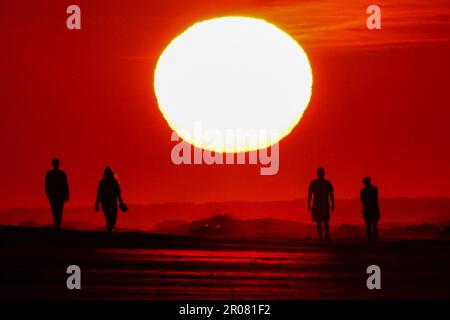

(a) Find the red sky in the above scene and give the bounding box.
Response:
[1,0,450,208]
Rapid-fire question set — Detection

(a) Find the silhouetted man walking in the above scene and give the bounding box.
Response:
[45,158,69,230]
[360,177,380,244]
[308,167,335,242]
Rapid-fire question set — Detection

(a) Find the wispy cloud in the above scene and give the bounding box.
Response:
[239,0,450,51]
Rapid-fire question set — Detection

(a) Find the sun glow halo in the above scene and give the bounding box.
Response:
[154,17,313,153]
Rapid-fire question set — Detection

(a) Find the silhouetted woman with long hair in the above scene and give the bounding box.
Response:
[95,167,125,232]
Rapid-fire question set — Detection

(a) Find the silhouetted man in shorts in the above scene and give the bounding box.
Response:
[360,177,380,244]
[308,167,335,242]
[45,158,69,230]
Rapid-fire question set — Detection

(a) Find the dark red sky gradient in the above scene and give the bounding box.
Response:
[1,0,450,208]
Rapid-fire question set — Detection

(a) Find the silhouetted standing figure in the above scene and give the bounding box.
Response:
[95,167,125,232]
[360,177,380,244]
[308,167,335,242]
[45,158,69,230]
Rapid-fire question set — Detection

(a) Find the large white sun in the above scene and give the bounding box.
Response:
[154,17,313,153]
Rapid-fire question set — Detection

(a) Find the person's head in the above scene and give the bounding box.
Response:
[103,166,115,180]
[363,176,372,187]
[317,167,325,179]
[52,157,60,169]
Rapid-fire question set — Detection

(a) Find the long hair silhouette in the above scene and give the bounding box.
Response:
[96,166,124,232]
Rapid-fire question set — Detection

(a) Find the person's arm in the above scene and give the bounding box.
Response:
[307,182,312,211]
[95,181,102,211]
[375,187,379,207]
[330,183,335,211]
[117,181,124,204]
[64,172,70,202]
[360,189,364,204]
[45,172,50,199]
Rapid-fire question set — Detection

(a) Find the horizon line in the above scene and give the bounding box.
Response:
[2,196,450,211]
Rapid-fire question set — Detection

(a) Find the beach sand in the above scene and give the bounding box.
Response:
[1,225,450,300]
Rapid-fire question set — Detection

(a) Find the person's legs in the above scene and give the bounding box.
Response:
[103,208,112,232]
[57,201,64,228]
[110,209,118,232]
[107,213,114,232]
[50,200,64,230]
[316,221,323,241]
[373,220,378,243]
[50,201,57,228]
[104,208,118,233]
[324,221,330,242]
[365,219,372,244]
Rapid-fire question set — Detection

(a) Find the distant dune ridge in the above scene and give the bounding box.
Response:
[153,214,450,239]
[1,198,449,238]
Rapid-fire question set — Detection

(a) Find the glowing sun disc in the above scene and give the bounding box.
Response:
[154,17,313,153]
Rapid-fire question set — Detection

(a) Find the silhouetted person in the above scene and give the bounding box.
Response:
[45,158,69,230]
[360,177,380,244]
[308,167,335,242]
[95,167,126,232]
